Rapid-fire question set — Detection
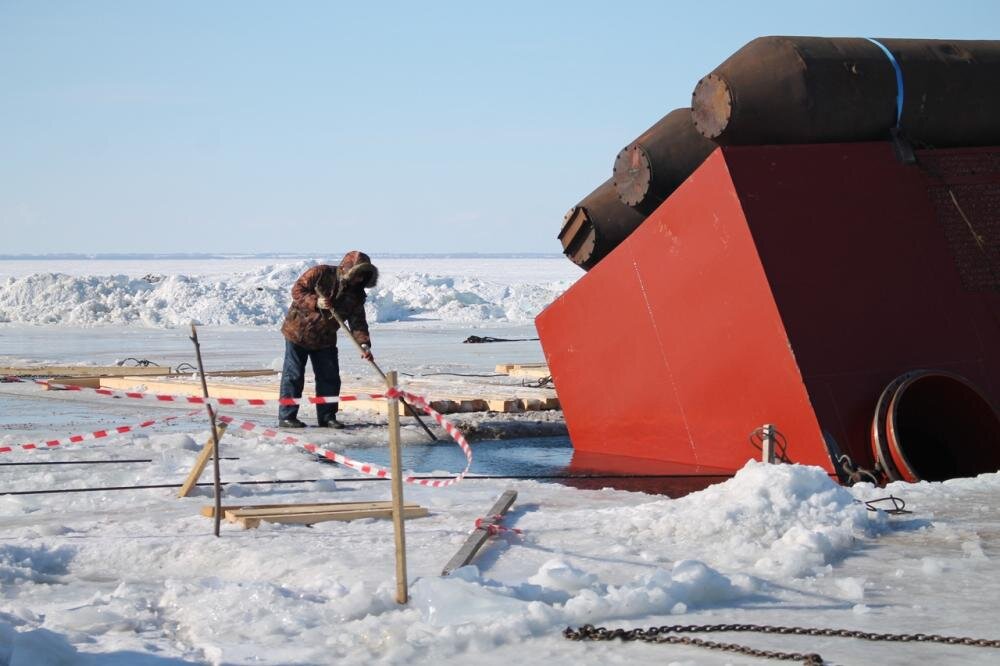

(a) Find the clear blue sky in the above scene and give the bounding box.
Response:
[2,1,997,254]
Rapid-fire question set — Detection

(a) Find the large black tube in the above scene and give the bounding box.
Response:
[691,36,1000,147]
[558,178,645,271]
[613,108,717,215]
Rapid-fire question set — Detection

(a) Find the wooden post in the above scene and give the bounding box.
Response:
[387,370,408,604]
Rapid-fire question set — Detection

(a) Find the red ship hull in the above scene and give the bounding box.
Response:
[537,142,1000,479]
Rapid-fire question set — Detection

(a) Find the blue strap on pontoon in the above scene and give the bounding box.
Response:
[866,37,904,128]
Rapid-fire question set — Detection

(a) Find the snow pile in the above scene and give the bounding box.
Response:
[586,461,887,578]
[0,261,572,327]
[405,461,883,642]
[369,272,568,323]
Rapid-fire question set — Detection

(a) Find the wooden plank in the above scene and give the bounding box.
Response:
[442,489,518,575]
[96,376,559,415]
[201,500,417,517]
[3,366,278,379]
[513,368,552,379]
[202,502,344,517]
[427,399,461,413]
[487,398,524,413]
[493,363,550,379]
[101,377,278,399]
[226,501,420,519]
[201,369,279,377]
[457,398,489,412]
[156,370,279,378]
[234,506,429,529]
[45,377,103,389]
[2,365,171,377]
[176,422,228,498]
[98,377,405,415]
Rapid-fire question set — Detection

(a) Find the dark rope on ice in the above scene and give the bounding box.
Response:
[116,358,160,367]
[397,370,555,389]
[0,473,743,497]
[0,457,239,467]
[524,375,554,388]
[0,479,327,496]
[462,335,539,344]
[859,495,911,515]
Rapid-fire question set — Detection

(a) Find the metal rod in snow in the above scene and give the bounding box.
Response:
[326,308,437,442]
[762,424,776,464]
[189,323,224,537]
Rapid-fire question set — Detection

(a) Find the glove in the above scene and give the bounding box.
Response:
[316,295,330,310]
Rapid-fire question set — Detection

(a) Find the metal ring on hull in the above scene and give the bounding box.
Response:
[872,370,1000,483]
[871,372,916,482]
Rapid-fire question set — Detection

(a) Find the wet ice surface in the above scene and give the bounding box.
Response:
[0,322,547,375]
[2,258,1000,665]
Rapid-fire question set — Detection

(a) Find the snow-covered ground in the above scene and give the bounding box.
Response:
[0,256,579,328]
[2,257,1000,665]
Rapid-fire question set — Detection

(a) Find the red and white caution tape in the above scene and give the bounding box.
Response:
[2,377,473,488]
[0,410,201,454]
[1,375,384,408]
[475,515,522,536]
[219,387,472,487]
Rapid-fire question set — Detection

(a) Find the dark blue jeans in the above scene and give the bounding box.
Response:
[278,340,341,423]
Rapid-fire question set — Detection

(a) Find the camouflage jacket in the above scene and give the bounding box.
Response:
[279,251,377,350]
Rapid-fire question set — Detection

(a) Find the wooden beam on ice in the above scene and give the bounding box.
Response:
[97,376,558,414]
[442,489,518,576]
[201,500,429,529]
[201,500,422,518]
[232,506,429,529]
[494,362,551,379]
[2,365,171,378]
[97,377,404,414]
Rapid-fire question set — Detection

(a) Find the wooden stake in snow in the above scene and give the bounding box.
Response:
[177,421,229,498]
[387,370,409,604]
[442,489,518,576]
[189,323,224,537]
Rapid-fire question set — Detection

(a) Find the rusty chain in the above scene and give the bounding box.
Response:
[564,622,1000,664]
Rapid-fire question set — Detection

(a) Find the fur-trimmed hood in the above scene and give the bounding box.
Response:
[338,250,378,288]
